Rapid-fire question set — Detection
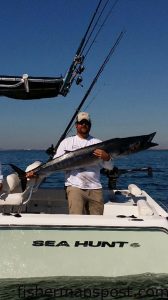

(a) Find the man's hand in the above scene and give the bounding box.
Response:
[93,149,111,161]
[26,171,38,179]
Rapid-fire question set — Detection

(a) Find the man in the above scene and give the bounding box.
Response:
[53,112,112,215]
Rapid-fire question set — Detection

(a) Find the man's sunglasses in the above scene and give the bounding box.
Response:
[77,120,91,126]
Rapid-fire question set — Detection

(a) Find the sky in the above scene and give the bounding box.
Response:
[0,0,168,150]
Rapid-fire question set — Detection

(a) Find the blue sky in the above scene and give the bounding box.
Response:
[0,0,168,149]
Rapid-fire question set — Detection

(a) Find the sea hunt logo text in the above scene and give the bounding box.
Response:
[32,240,137,248]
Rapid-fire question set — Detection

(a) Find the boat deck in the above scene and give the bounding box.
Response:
[0,187,167,230]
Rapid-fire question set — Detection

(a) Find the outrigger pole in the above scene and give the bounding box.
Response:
[46,30,125,158]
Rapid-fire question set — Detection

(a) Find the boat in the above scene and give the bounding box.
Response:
[0,0,167,280]
[0,181,167,279]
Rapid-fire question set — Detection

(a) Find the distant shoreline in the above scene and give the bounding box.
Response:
[0,149,45,151]
[0,148,167,151]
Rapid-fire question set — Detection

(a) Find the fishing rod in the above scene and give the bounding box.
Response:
[120,167,153,174]
[81,0,111,56]
[45,30,124,158]
[61,0,120,95]
[79,0,105,56]
[101,166,154,190]
[84,0,119,59]
[101,166,154,176]
[60,0,103,96]
[46,31,125,158]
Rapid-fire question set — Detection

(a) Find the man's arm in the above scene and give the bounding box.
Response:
[53,139,67,159]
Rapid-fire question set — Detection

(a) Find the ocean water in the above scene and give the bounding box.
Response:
[0,149,168,300]
[1,149,168,206]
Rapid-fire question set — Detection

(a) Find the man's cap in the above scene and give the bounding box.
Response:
[76,112,91,122]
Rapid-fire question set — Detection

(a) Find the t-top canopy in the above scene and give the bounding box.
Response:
[0,74,65,100]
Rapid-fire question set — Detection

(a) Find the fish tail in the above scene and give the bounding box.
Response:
[9,164,27,191]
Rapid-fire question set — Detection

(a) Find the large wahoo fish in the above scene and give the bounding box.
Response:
[10,132,157,188]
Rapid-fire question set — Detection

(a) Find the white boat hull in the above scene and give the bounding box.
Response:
[0,187,167,279]
[0,222,168,279]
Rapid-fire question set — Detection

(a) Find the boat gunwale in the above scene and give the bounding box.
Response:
[0,224,167,234]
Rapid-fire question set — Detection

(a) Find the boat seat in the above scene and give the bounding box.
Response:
[137,199,154,216]
[0,184,33,206]
[2,173,21,193]
[103,201,139,217]
[128,184,142,197]
[0,161,42,208]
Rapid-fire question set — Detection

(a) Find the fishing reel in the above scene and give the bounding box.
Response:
[100,167,119,190]
[74,55,84,65]
[45,144,56,159]
[78,65,85,74]
[75,63,85,86]
[76,76,83,86]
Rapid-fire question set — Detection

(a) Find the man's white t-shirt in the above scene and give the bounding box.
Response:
[53,135,112,189]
